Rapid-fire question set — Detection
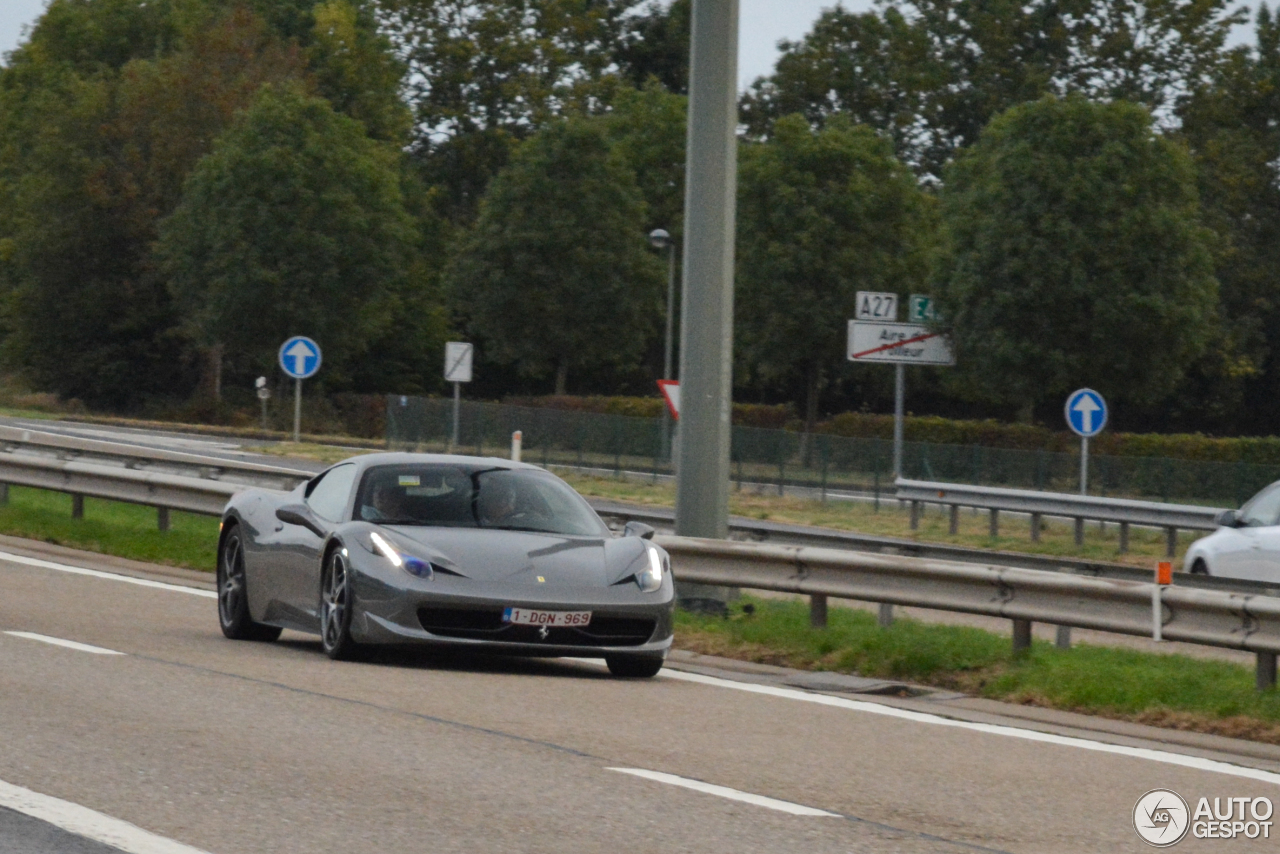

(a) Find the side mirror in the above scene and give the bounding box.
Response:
[277,503,325,537]
[1215,509,1242,528]
[623,521,656,540]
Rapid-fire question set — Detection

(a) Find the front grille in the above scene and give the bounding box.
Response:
[417,607,655,647]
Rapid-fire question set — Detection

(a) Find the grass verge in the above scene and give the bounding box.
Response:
[0,485,217,570]
[677,596,1280,744]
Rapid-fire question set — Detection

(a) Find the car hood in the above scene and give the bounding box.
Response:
[382,526,649,587]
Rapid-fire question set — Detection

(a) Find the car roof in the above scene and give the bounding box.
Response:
[325,452,545,477]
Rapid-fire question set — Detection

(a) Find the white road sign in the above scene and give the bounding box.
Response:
[847,321,955,365]
[855,291,898,321]
[444,342,474,383]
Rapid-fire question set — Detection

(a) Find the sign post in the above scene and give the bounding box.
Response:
[1064,388,1107,494]
[278,337,321,442]
[848,310,955,479]
[444,342,474,453]
[255,376,270,431]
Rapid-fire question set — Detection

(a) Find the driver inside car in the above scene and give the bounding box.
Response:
[477,480,524,526]
[361,481,410,522]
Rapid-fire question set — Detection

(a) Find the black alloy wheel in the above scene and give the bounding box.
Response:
[321,547,360,660]
[217,525,282,641]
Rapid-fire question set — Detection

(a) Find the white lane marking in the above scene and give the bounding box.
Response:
[659,669,1280,788]
[4,631,124,655]
[607,768,839,816]
[0,550,215,598]
[0,777,214,854]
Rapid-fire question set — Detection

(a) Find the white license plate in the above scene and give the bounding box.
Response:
[502,607,592,627]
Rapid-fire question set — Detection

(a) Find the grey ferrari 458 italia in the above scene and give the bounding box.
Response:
[216,453,675,677]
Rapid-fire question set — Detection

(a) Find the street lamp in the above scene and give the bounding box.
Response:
[649,228,677,462]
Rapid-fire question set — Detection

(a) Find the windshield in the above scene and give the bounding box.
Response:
[354,464,607,536]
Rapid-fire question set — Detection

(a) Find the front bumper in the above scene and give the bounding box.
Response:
[350,562,675,658]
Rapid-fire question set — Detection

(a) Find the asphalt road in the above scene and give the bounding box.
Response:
[1,542,1279,853]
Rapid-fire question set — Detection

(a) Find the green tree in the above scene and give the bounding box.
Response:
[616,0,690,94]
[379,0,643,220]
[448,117,663,394]
[736,114,934,438]
[157,85,443,391]
[604,81,687,237]
[935,96,1218,415]
[742,0,1244,177]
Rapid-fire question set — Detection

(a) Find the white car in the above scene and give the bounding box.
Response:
[1183,482,1280,581]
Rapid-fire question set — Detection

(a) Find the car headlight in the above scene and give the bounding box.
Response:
[369,531,433,579]
[637,545,666,593]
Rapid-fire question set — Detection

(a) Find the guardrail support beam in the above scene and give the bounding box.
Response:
[989,508,999,538]
[1258,652,1277,691]
[948,504,959,535]
[810,594,827,629]
[1166,528,1178,558]
[909,501,920,530]
[157,507,170,532]
[1119,522,1130,554]
[0,483,8,505]
[877,603,894,628]
[1055,625,1071,649]
[71,494,84,519]
[1030,512,1041,542]
[1074,518,1084,546]
[1012,619,1032,654]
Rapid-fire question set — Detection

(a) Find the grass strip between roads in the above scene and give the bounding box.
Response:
[676,597,1280,744]
[0,480,1274,744]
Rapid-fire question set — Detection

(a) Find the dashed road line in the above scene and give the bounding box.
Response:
[4,631,124,655]
[607,768,839,816]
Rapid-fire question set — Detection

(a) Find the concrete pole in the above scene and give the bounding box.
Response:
[675,0,738,542]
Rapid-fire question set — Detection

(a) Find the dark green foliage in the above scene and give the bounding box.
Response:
[157,85,443,391]
[616,0,689,94]
[448,118,663,394]
[935,96,1218,412]
[743,0,1244,177]
[736,115,933,431]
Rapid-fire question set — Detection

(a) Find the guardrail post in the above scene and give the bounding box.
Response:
[909,500,920,530]
[0,483,8,505]
[71,494,84,519]
[1074,518,1084,546]
[1259,652,1277,691]
[1055,626,1071,649]
[810,594,827,629]
[1030,512,1041,542]
[948,504,959,535]
[157,507,170,532]
[1165,527,1177,558]
[988,508,999,538]
[877,603,894,628]
[1012,619,1032,654]
[1119,522,1130,554]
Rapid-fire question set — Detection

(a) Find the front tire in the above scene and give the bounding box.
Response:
[217,525,282,642]
[605,655,664,678]
[1191,559,1209,575]
[320,548,361,660]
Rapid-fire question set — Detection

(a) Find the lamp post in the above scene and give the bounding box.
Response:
[649,228,678,463]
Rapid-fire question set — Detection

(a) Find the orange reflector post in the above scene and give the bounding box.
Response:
[1156,561,1172,586]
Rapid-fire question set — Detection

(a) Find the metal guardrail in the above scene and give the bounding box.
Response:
[1,430,1275,689]
[0,426,311,525]
[658,535,1280,690]
[895,478,1226,557]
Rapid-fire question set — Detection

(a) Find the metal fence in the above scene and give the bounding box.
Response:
[385,396,1280,507]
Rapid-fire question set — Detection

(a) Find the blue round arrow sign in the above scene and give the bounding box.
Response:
[1064,388,1107,438]
[278,336,322,379]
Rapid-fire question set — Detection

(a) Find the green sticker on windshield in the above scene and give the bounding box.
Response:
[398,475,421,486]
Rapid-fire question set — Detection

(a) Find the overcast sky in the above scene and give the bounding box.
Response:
[2,0,868,90]
[0,1,1257,89]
